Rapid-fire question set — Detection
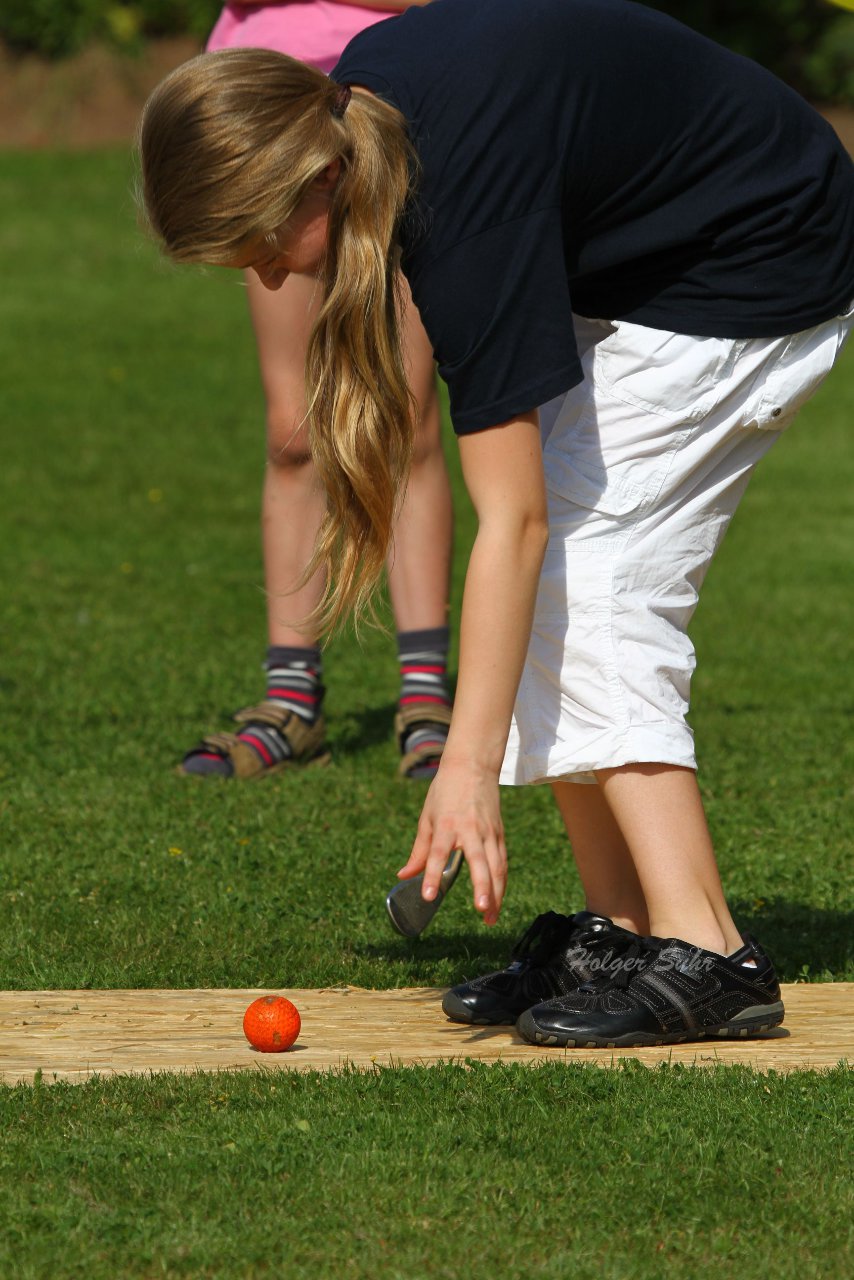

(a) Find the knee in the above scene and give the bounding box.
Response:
[265,408,312,470]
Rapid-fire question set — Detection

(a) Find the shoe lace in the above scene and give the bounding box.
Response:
[510,912,579,968]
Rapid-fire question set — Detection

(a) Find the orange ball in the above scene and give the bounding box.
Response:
[243,995,301,1053]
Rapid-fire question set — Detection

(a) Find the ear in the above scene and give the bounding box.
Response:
[315,158,342,192]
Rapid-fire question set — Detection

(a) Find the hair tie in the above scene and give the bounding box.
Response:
[331,84,352,119]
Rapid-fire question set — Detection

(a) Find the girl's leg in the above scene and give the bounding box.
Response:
[385,284,455,778]
[551,768,742,955]
[549,779,649,936]
[178,272,329,778]
[594,763,743,956]
[442,777,650,1027]
[384,283,454,631]
[248,271,327,645]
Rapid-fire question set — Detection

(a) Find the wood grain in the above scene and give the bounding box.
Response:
[0,984,851,1084]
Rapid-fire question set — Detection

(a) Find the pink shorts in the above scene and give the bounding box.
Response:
[206,1,396,73]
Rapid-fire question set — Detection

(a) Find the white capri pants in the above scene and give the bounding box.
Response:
[500,304,853,786]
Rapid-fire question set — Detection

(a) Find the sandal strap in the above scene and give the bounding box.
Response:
[398,739,447,777]
[395,700,453,777]
[234,701,328,758]
[233,699,317,732]
[394,700,453,750]
[199,730,242,754]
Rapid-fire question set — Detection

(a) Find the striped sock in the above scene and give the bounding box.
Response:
[236,645,324,767]
[397,627,452,774]
[262,645,324,724]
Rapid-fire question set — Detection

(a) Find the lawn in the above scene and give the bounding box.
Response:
[0,149,852,1277]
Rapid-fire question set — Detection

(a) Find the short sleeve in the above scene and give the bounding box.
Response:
[405,209,583,434]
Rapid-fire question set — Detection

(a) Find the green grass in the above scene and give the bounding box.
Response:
[1,1065,853,1280]
[0,149,852,1277]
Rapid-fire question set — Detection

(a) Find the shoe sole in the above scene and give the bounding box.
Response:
[518,1001,786,1048]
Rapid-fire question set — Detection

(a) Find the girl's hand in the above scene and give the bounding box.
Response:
[397,758,507,925]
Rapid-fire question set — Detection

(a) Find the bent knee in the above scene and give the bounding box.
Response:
[411,398,444,467]
[266,410,312,469]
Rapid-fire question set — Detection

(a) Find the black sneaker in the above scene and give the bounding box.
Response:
[516,933,784,1047]
[441,910,641,1025]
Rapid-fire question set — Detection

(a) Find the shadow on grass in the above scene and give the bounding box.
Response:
[731,898,854,982]
[359,929,516,984]
[327,700,399,757]
[328,682,459,761]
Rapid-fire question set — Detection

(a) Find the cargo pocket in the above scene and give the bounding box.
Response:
[544,445,646,550]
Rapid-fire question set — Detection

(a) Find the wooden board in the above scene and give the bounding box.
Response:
[0,984,851,1084]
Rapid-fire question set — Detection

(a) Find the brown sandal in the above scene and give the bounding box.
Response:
[178,700,331,779]
[395,699,453,780]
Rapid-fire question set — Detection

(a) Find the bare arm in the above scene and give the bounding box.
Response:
[397,411,550,924]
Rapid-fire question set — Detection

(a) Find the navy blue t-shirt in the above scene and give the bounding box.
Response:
[332,0,854,433]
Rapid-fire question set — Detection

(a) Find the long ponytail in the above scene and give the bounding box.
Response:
[137,49,417,634]
[306,88,415,634]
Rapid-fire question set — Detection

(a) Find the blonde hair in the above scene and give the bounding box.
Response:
[137,49,417,634]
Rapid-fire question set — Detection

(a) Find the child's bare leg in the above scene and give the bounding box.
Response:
[262,452,326,643]
[595,763,743,956]
[549,780,649,935]
[382,285,454,777]
[178,274,328,777]
[249,271,327,644]
[385,284,453,631]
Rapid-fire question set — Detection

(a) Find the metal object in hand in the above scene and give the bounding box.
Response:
[385,849,464,938]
